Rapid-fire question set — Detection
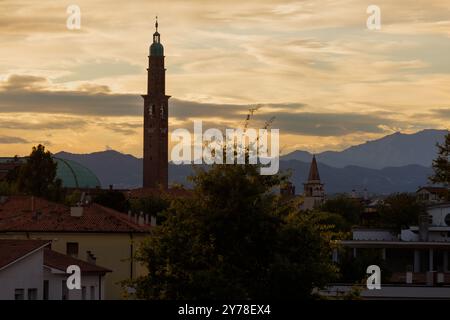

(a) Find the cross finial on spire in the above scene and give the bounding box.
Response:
[155,16,158,32]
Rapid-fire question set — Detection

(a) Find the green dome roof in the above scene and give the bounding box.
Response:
[150,42,164,56]
[53,157,101,189]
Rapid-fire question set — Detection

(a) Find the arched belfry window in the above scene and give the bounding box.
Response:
[153,33,160,43]
[160,105,165,119]
[149,104,155,117]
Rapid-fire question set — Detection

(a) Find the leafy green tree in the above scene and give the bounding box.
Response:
[321,196,363,230]
[430,133,450,199]
[129,194,170,223]
[311,210,353,235]
[17,144,63,201]
[377,193,425,231]
[127,162,338,300]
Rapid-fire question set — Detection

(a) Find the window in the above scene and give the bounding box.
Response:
[66,242,79,258]
[82,286,87,300]
[27,288,37,300]
[62,280,69,300]
[445,214,450,226]
[14,289,24,300]
[90,286,96,300]
[150,104,155,116]
[43,280,49,300]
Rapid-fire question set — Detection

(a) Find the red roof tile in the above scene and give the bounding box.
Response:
[0,196,151,233]
[0,239,50,270]
[417,187,448,195]
[44,249,111,274]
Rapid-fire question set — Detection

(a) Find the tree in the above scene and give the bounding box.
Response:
[127,162,338,300]
[321,196,363,230]
[129,194,170,223]
[17,144,63,200]
[377,193,425,231]
[430,133,450,199]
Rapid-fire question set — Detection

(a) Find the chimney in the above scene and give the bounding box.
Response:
[419,214,429,241]
[138,211,145,225]
[86,251,96,265]
[85,194,92,205]
[79,192,86,206]
[150,216,157,227]
[70,206,83,217]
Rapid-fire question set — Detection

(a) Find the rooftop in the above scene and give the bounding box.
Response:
[44,248,111,274]
[54,157,101,189]
[0,239,49,270]
[0,196,151,233]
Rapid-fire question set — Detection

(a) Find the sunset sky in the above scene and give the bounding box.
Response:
[1,0,450,157]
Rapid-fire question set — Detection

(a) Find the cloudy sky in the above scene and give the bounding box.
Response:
[0,0,449,157]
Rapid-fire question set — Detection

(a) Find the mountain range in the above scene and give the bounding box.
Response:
[282,129,448,169]
[54,129,447,195]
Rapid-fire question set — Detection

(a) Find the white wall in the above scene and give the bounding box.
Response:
[0,249,43,300]
[353,229,397,241]
[428,206,450,227]
[43,269,105,300]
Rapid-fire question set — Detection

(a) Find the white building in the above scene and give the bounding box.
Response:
[329,203,450,299]
[417,187,448,204]
[0,240,47,300]
[0,240,110,300]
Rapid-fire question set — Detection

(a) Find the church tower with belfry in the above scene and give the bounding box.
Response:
[142,17,170,189]
[301,155,325,210]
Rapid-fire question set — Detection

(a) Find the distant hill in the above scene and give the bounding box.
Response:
[54,151,434,195]
[280,160,432,195]
[282,129,448,169]
[54,129,444,194]
[55,150,142,189]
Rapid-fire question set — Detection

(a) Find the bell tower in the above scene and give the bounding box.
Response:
[142,17,170,188]
[301,155,325,210]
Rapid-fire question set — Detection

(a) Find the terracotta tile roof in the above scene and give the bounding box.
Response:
[127,187,192,199]
[0,239,50,270]
[44,248,111,274]
[0,196,151,233]
[417,187,448,195]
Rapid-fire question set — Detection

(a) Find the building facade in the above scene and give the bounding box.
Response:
[0,196,151,299]
[0,240,110,300]
[329,203,450,298]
